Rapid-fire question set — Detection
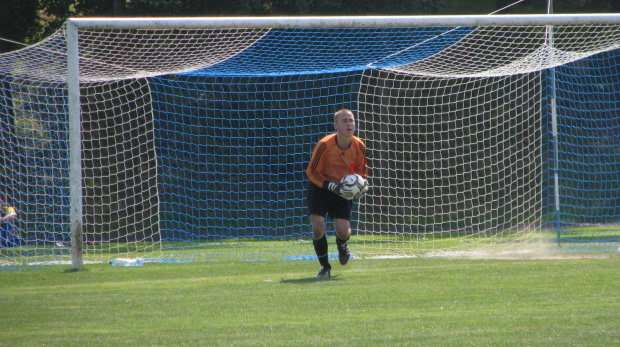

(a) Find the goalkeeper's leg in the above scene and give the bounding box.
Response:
[334,218,351,265]
[311,214,331,275]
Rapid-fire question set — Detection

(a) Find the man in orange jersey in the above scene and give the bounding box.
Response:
[306,109,368,278]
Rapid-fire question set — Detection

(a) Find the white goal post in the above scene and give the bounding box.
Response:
[62,14,620,269]
[67,14,620,29]
[2,14,620,270]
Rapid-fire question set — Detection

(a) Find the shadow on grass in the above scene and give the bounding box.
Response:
[280,275,342,284]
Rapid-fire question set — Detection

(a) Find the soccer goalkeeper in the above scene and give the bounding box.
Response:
[306,109,368,278]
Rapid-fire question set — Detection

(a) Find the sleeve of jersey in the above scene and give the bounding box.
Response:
[356,140,369,179]
[306,142,328,188]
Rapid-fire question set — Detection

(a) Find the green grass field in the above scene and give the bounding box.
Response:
[1,254,619,346]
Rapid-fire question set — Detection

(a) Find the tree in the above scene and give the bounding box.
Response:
[0,0,40,52]
[74,0,126,16]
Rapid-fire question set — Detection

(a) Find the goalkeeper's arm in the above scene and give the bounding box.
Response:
[323,180,343,194]
[324,180,356,200]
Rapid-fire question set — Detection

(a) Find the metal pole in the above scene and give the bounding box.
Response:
[68,14,620,30]
[67,20,84,270]
[546,1,561,246]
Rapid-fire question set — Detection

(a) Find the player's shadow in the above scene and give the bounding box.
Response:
[280,276,342,284]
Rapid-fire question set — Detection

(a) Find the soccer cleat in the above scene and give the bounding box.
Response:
[315,267,331,278]
[338,242,350,265]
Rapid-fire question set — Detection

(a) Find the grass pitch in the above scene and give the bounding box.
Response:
[1,254,619,346]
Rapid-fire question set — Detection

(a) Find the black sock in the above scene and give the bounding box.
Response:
[313,235,331,269]
[336,235,350,249]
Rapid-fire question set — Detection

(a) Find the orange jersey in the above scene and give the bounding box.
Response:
[307,133,368,188]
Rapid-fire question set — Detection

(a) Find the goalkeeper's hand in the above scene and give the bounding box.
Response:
[352,178,369,200]
[362,178,369,194]
[325,181,353,199]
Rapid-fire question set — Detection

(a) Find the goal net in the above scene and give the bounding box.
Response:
[1,15,619,267]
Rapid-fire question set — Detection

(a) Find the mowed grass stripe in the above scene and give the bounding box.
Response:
[1,255,618,346]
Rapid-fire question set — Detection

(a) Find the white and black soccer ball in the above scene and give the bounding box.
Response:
[340,173,367,200]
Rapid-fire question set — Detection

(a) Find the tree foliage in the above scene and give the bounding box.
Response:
[0,0,40,52]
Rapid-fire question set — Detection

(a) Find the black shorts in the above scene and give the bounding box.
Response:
[307,182,353,221]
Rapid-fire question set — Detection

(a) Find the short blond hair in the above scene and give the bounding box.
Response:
[334,109,354,123]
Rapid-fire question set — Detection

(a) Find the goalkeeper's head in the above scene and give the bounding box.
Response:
[333,109,356,138]
[334,109,354,123]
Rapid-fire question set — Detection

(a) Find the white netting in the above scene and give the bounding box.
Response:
[1,17,620,267]
[378,25,620,76]
[357,70,543,256]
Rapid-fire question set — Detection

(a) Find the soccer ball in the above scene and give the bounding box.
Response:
[340,173,367,200]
